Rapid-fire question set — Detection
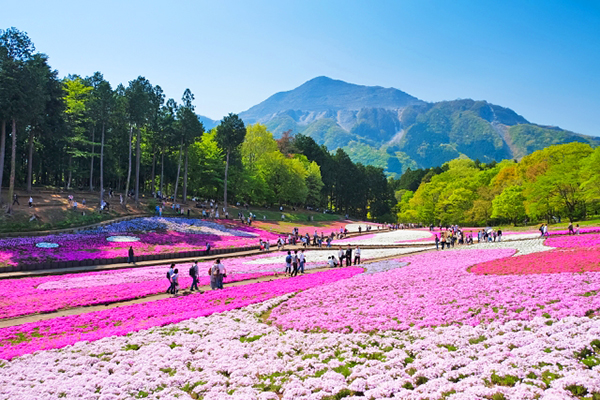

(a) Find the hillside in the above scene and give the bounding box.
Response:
[238,77,599,176]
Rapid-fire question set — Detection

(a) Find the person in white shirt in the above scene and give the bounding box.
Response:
[171,268,180,295]
[354,246,362,265]
[338,247,344,267]
[327,256,335,268]
[299,250,306,274]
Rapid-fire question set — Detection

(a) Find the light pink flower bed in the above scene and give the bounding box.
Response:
[269,249,600,332]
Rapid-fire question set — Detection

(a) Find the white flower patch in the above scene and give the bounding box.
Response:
[244,248,433,266]
[336,229,433,245]
[2,295,599,400]
[471,238,553,256]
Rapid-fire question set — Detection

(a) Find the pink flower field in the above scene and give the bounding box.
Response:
[268,248,600,332]
[0,217,281,267]
[0,267,362,360]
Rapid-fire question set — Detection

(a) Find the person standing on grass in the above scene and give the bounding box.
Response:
[189,260,199,291]
[128,246,135,264]
[345,246,352,267]
[354,246,361,265]
[167,264,175,294]
[291,250,299,277]
[171,268,180,295]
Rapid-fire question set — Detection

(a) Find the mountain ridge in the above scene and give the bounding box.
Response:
[237,77,599,176]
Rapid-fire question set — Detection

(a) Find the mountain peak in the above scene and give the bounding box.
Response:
[240,77,424,122]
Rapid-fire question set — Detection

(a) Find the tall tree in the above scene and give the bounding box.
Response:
[0,28,36,211]
[175,89,204,203]
[215,113,246,213]
[125,76,153,204]
[88,73,113,206]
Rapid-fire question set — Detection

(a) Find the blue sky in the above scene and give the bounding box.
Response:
[3,0,599,135]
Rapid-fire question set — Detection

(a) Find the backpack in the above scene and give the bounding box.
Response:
[212,264,220,276]
[285,255,292,264]
[189,266,195,277]
[166,271,171,279]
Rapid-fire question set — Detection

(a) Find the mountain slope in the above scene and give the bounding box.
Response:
[238,77,599,176]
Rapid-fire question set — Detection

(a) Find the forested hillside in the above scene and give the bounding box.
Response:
[394,142,600,226]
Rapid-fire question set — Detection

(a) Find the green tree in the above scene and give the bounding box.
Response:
[491,185,526,225]
[216,113,246,212]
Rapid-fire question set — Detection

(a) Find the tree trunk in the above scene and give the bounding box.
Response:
[223,149,230,214]
[26,130,34,193]
[135,126,141,203]
[160,151,164,198]
[173,138,183,203]
[89,127,95,192]
[67,155,72,189]
[151,149,156,197]
[0,120,6,204]
[124,125,133,207]
[7,119,17,213]
[99,122,105,206]
[183,146,188,204]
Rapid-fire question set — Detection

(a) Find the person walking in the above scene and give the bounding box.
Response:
[338,246,344,268]
[435,234,439,250]
[166,264,175,294]
[285,251,292,275]
[217,259,226,289]
[345,246,352,267]
[291,250,299,277]
[189,260,199,291]
[128,246,135,264]
[28,196,33,208]
[441,233,446,250]
[497,229,503,242]
[353,246,361,265]
[210,260,221,290]
[171,268,180,295]
[12,194,19,206]
[299,249,306,274]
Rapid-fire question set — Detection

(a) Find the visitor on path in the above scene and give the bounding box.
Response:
[210,260,221,290]
[291,250,299,277]
[12,194,19,206]
[128,246,135,263]
[576,224,580,235]
[285,251,292,275]
[435,234,439,250]
[171,268,180,295]
[345,246,352,267]
[217,260,226,289]
[167,264,175,294]
[568,222,575,235]
[497,229,503,242]
[189,260,199,291]
[441,233,447,250]
[354,246,361,265]
[338,246,344,267]
[299,249,306,274]
[73,201,78,210]
[205,242,211,255]
[28,197,33,208]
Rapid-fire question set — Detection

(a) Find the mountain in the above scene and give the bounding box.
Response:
[239,77,599,176]
[198,115,219,130]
